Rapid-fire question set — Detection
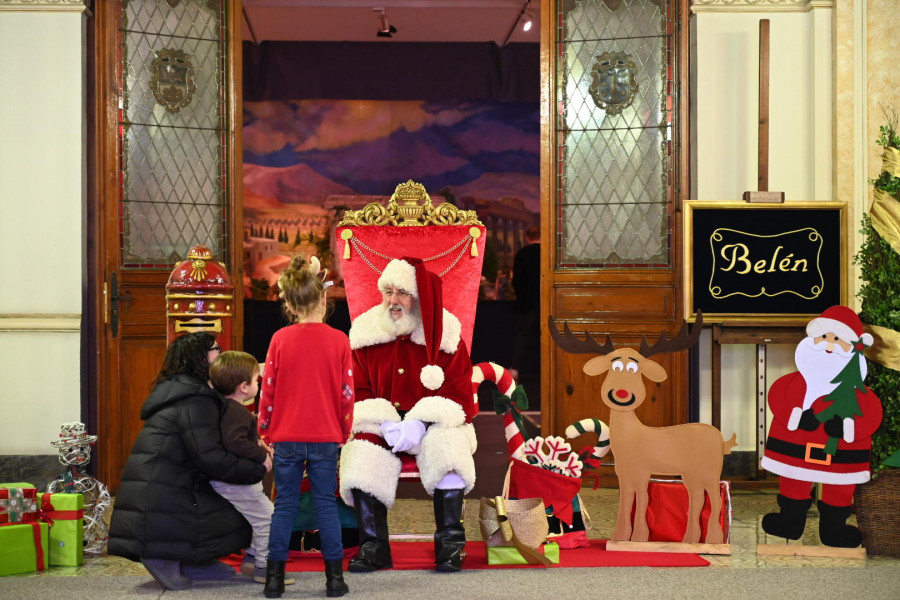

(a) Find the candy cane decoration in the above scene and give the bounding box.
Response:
[565,418,612,461]
[471,362,526,460]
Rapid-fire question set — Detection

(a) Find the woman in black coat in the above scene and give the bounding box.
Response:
[108,332,267,590]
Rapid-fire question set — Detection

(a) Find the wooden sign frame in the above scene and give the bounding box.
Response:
[683,201,848,325]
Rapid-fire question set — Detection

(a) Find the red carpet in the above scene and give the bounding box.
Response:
[224,540,708,571]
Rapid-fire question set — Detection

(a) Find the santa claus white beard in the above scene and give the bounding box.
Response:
[378,302,420,337]
[794,336,856,408]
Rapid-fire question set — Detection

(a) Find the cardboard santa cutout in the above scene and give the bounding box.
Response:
[760,305,883,551]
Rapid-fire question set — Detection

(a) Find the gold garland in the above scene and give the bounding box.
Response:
[864,324,900,372]
[865,146,900,370]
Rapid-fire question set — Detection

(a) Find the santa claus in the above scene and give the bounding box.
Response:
[761,305,883,547]
[338,257,477,572]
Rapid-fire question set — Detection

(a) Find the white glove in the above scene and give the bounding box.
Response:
[380,419,426,453]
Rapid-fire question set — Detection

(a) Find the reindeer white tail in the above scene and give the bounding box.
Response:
[471,361,525,460]
[565,418,611,460]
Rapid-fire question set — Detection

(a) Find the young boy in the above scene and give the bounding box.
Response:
[208,351,294,585]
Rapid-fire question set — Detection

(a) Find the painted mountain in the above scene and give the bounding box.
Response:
[242,99,539,299]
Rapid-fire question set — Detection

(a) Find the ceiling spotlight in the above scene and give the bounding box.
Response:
[373,7,397,38]
[522,9,533,32]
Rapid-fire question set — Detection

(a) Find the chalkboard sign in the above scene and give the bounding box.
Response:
[684,201,847,324]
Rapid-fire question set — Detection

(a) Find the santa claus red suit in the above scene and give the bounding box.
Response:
[761,305,883,548]
[338,257,477,573]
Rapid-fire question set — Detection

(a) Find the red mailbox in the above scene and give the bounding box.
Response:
[166,244,234,349]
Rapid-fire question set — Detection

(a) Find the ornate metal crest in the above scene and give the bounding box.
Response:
[589,51,639,116]
[150,48,196,113]
[338,180,482,226]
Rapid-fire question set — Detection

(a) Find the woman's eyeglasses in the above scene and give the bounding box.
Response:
[210,345,222,354]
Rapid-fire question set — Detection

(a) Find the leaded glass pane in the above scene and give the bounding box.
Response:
[556,0,674,267]
[119,0,228,267]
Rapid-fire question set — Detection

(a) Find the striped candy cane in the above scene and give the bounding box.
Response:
[471,361,526,460]
[565,418,612,461]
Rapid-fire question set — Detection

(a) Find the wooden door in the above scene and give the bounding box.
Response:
[91,0,243,492]
[540,0,692,462]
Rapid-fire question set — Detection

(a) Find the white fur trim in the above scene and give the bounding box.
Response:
[787,407,803,432]
[420,364,445,390]
[339,439,402,508]
[405,396,467,429]
[349,305,462,353]
[760,456,870,485]
[844,418,855,443]
[378,259,418,297]
[807,318,860,344]
[350,397,401,435]
[415,423,477,495]
[410,309,462,354]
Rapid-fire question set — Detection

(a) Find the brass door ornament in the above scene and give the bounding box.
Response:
[150,48,196,113]
[589,51,639,116]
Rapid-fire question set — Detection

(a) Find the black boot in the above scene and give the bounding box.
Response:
[263,559,286,599]
[324,559,349,597]
[348,489,392,572]
[817,500,862,548]
[433,488,466,572]
[762,494,813,540]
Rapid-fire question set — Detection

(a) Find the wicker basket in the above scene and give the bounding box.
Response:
[855,468,900,556]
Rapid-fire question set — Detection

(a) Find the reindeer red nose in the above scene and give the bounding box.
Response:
[616,389,629,399]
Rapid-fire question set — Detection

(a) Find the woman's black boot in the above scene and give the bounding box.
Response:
[348,489,393,571]
[761,494,813,540]
[325,559,349,597]
[263,559,286,599]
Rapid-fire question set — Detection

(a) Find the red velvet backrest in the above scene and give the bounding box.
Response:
[336,224,486,350]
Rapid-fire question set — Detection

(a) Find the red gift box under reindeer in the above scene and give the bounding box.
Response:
[166,244,234,348]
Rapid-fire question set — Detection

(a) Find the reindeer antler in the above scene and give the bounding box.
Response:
[548,316,615,355]
[639,311,704,357]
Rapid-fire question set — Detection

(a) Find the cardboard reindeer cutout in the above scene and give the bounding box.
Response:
[550,313,736,549]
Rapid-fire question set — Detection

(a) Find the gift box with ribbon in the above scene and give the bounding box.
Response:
[486,541,559,565]
[37,492,85,566]
[631,479,732,543]
[0,482,38,524]
[0,483,48,576]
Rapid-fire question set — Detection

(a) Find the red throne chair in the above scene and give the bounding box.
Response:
[336,180,486,499]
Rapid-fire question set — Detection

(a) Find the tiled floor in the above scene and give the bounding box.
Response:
[25,488,900,577]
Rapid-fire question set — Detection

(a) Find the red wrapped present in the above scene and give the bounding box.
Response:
[0,483,38,525]
[630,478,731,543]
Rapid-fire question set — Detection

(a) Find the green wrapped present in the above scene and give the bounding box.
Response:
[38,492,84,566]
[0,521,49,576]
[486,541,559,565]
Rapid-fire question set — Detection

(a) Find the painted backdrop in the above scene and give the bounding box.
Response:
[242,99,539,300]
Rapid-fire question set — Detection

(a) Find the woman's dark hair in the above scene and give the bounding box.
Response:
[153,332,217,388]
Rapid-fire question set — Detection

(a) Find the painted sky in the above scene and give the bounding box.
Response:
[243,99,540,210]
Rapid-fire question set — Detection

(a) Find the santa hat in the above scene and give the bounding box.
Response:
[806,305,874,348]
[378,257,445,390]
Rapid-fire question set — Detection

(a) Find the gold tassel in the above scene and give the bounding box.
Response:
[470,227,481,257]
[341,229,353,259]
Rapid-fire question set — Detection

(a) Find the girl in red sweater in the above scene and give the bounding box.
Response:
[258,255,354,599]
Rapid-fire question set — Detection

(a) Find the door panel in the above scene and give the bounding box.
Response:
[92,0,241,492]
[540,0,691,445]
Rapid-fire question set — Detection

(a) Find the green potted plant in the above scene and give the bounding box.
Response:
[853,104,900,556]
